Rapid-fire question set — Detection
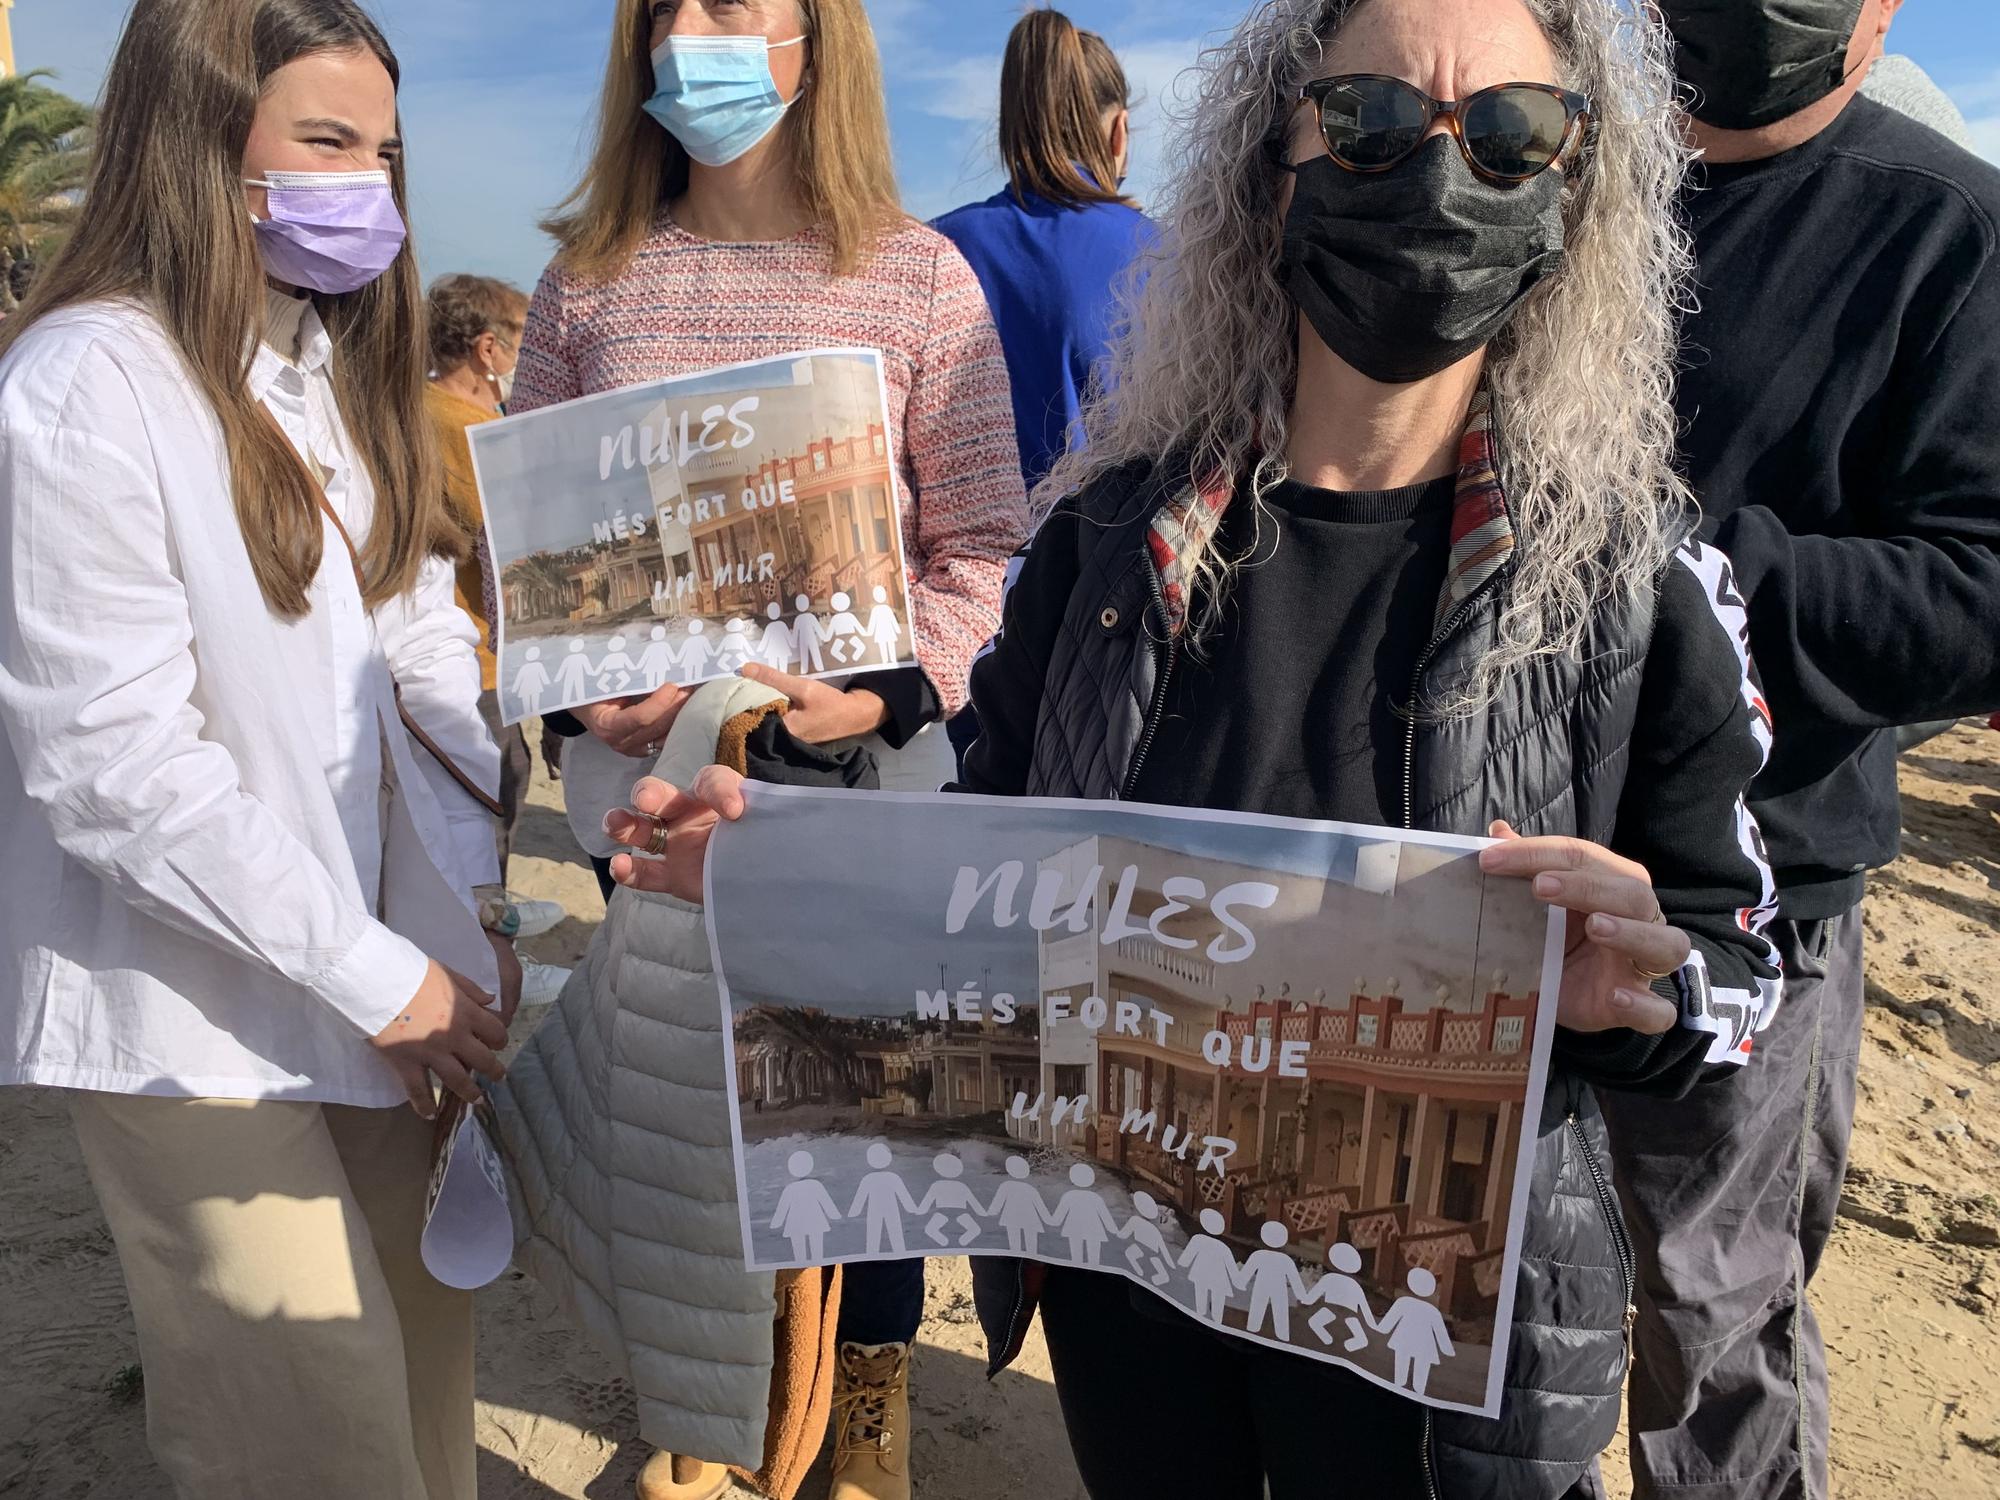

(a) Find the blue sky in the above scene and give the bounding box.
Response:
[14,0,2000,291]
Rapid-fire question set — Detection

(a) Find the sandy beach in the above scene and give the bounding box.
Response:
[2,722,1995,1499]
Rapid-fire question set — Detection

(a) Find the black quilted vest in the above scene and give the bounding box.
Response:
[977,466,1653,1498]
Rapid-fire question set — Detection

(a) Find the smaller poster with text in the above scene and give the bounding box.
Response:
[473,348,914,725]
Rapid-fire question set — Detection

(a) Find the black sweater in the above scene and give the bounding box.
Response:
[1129,474,1455,823]
[1680,97,2000,917]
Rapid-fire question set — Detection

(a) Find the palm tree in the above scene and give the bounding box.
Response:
[0,71,92,311]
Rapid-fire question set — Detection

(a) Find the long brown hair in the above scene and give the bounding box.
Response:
[999,8,1134,211]
[0,0,442,617]
[545,0,903,281]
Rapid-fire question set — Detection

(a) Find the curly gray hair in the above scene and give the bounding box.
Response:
[1040,0,1695,708]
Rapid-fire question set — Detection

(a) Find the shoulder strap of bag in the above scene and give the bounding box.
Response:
[315,493,508,819]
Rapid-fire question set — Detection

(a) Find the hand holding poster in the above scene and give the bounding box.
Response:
[471,349,915,725]
[705,785,1565,1418]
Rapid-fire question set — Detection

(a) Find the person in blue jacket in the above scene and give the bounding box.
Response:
[936,8,1157,773]
[935,7,1157,496]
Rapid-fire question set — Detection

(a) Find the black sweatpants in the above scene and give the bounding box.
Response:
[1038,1267,1428,1500]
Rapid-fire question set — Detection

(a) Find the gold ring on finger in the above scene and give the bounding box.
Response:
[645,821,671,857]
[1632,906,1678,983]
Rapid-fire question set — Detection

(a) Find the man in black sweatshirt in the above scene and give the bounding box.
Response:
[1581,6,2000,1500]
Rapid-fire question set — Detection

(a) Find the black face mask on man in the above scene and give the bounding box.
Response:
[1278,134,1567,386]
[1656,0,1866,131]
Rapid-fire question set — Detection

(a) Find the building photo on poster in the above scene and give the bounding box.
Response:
[704,785,1566,1418]
[471,347,916,725]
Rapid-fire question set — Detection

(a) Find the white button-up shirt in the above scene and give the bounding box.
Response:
[0,298,501,1106]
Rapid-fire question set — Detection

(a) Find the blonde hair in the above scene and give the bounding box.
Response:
[1040,0,1695,706]
[0,0,444,619]
[545,0,904,281]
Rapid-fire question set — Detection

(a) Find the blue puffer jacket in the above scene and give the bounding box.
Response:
[955,434,1782,1497]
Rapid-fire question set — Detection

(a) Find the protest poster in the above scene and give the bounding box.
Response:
[471,348,916,725]
[705,785,1565,1418]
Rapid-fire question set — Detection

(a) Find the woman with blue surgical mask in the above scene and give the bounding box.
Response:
[0,1,518,1497]
[503,2,1027,1498]
[526,0,1023,878]
[644,23,809,165]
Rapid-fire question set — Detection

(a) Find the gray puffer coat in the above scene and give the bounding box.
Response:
[492,678,791,1469]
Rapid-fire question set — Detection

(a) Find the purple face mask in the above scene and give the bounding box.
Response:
[246,169,407,295]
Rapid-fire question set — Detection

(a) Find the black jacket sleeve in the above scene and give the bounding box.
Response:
[861,667,942,750]
[1704,249,2000,731]
[742,714,881,790]
[956,494,1104,800]
[1560,539,1785,1097]
[954,497,1091,797]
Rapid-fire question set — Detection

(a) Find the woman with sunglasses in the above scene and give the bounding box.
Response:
[605,0,1782,1495]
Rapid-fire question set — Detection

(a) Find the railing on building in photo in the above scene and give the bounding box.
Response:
[686,422,900,618]
[1195,980,1537,1317]
[1220,982,1537,1084]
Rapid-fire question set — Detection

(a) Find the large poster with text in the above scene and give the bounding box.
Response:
[472,348,915,725]
[705,786,1564,1417]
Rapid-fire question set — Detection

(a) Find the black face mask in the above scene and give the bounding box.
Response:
[1658,0,1865,131]
[1278,136,1566,386]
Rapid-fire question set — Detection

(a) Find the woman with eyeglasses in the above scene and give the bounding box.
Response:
[604,0,1782,1495]
[425,274,533,873]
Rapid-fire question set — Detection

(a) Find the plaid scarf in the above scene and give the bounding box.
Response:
[1143,389,1518,637]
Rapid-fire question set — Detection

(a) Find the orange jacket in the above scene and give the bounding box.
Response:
[425,383,500,692]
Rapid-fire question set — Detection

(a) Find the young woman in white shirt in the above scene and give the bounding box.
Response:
[0,2,516,1496]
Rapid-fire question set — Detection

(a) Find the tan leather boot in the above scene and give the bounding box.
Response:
[829,1340,912,1500]
[636,1448,730,1500]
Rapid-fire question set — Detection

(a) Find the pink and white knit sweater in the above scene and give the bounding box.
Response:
[511,214,1029,716]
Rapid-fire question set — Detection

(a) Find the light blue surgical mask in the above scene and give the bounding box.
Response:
[644,34,807,168]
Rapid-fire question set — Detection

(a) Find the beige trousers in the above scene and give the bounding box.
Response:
[67,1092,477,1500]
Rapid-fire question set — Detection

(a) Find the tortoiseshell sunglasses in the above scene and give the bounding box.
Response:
[1293,74,1593,184]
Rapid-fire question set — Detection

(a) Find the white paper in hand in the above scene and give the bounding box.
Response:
[421,1094,513,1290]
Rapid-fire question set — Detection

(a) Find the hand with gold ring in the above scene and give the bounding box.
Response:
[1477,821,1692,1037]
[599,765,748,904]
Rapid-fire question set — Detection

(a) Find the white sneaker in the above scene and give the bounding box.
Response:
[520,963,571,1008]
[507,897,568,939]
